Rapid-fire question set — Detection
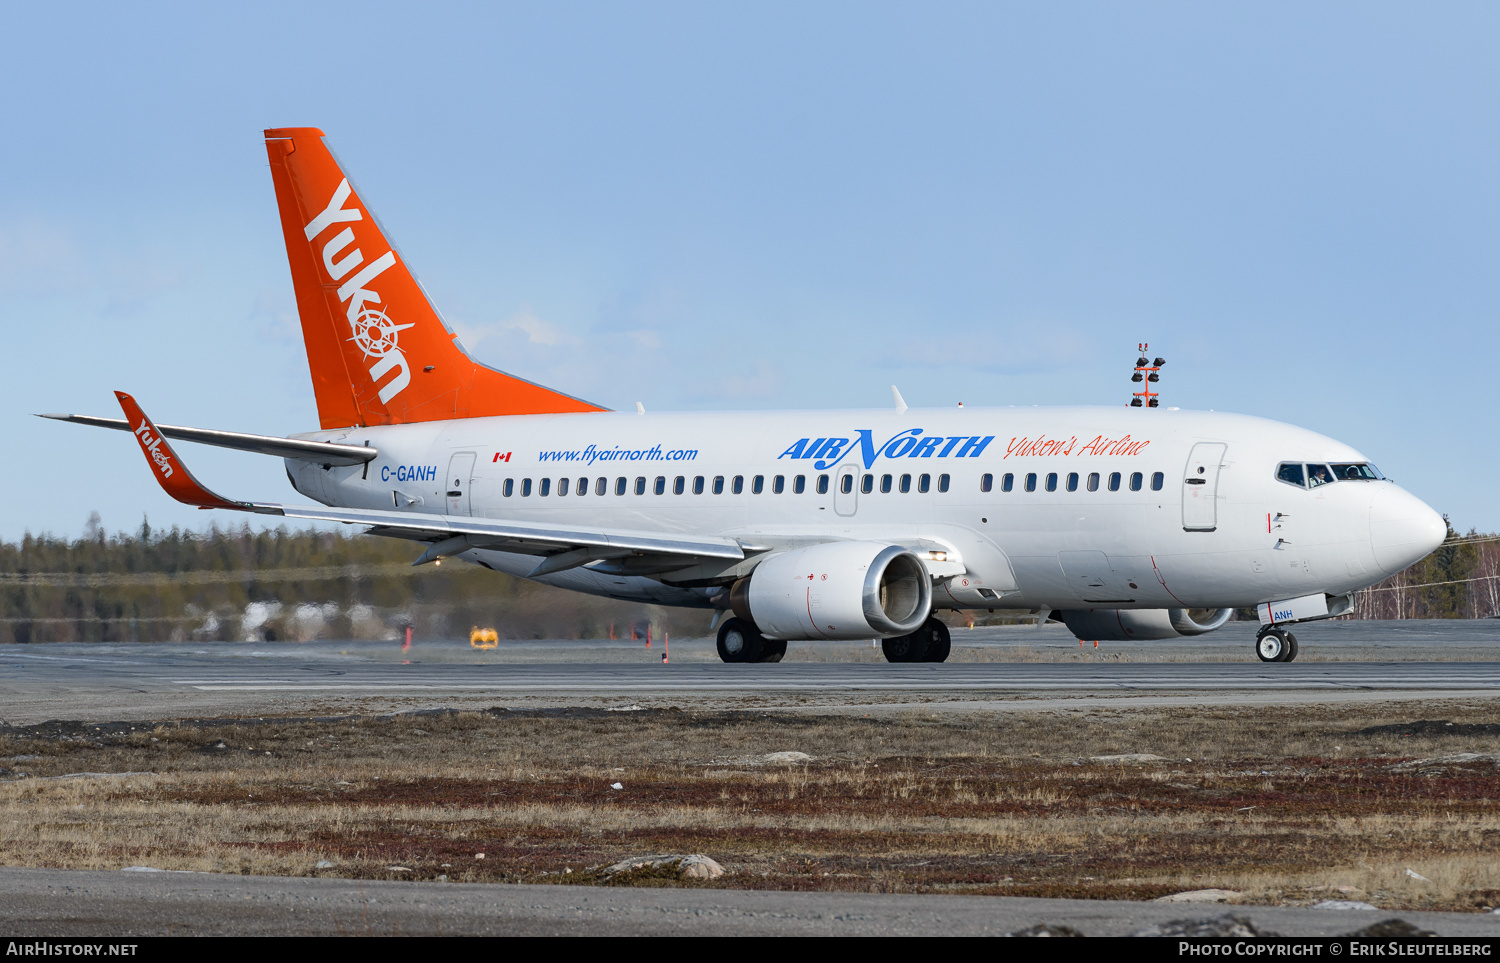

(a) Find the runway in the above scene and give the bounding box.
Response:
[2,866,1497,937]
[2,619,1498,723]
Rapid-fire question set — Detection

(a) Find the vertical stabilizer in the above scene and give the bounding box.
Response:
[263,127,605,428]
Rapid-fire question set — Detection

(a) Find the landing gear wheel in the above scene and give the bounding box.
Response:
[882,623,935,663]
[921,619,952,663]
[1256,627,1295,663]
[716,617,766,664]
[758,639,787,663]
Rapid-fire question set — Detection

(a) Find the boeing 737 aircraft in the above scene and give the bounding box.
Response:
[46,128,1448,664]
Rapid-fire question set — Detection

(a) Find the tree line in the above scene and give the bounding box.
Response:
[0,515,709,644]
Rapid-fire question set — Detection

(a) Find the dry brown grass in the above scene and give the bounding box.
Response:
[2,704,1499,910]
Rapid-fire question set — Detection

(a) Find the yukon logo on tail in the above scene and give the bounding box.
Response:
[133,421,174,479]
[303,178,412,403]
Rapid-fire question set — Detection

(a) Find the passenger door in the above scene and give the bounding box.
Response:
[1182,442,1226,532]
[446,451,476,516]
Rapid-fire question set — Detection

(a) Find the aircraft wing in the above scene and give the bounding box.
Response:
[39,412,377,466]
[107,391,746,576]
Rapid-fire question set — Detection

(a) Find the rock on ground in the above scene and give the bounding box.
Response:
[602,854,725,880]
[1153,889,1241,903]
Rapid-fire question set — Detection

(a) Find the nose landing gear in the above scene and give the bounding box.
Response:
[1255,626,1299,663]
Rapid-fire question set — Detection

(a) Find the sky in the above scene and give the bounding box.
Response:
[2,1,1496,541]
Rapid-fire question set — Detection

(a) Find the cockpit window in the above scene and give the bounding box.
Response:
[1331,463,1384,481]
[1279,461,1385,488]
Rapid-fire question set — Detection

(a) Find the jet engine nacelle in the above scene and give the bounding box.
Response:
[1056,607,1234,641]
[731,541,932,641]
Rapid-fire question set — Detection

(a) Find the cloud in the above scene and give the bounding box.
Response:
[0,219,83,296]
[682,358,783,403]
[249,289,301,344]
[450,309,582,354]
[503,310,581,347]
[871,324,1097,374]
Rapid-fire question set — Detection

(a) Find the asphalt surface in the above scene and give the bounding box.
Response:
[2,866,1497,937]
[2,620,1499,723]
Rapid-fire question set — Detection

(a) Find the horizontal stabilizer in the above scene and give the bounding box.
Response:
[39,413,376,465]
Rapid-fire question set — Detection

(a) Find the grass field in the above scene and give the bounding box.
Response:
[2,703,1498,912]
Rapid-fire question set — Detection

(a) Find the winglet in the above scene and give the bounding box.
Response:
[113,391,262,511]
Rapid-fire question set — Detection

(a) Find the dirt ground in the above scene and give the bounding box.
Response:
[2,702,1498,913]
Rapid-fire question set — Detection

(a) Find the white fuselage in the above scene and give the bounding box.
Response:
[285,405,1446,612]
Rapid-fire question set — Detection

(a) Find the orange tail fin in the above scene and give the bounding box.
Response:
[263,127,605,429]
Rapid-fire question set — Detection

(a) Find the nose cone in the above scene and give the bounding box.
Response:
[1369,484,1447,573]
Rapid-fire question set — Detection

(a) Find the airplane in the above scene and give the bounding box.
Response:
[44,127,1448,665]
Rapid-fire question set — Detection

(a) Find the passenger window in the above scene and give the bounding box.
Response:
[751,475,764,494]
[539,478,551,497]
[1087,472,1099,492]
[900,473,911,493]
[597,477,608,496]
[503,478,514,497]
[653,476,665,495]
[860,474,873,494]
[841,473,854,494]
[558,478,570,497]
[817,474,829,494]
[1307,464,1334,488]
[615,477,626,495]
[713,475,725,494]
[1151,471,1164,491]
[1066,472,1078,492]
[1108,472,1121,492]
[794,475,806,494]
[522,478,532,497]
[1045,472,1057,492]
[634,476,646,495]
[919,473,931,493]
[1025,472,1036,492]
[733,475,744,495]
[1002,472,1014,492]
[693,476,705,495]
[938,474,950,493]
[980,473,992,493]
[881,474,892,493]
[1130,472,1143,491]
[673,476,685,495]
[774,475,785,494]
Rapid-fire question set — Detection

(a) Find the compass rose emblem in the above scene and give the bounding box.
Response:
[348,306,415,359]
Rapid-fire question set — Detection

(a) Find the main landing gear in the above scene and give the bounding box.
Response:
[1255,625,1299,663]
[881,617,952,663]
[715,617,786,663]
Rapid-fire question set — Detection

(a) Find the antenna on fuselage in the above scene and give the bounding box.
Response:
[1130,343,1165,407]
